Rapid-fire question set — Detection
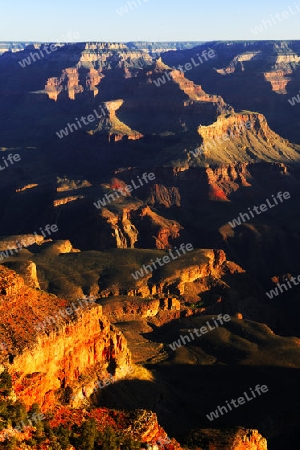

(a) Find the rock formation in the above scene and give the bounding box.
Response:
[186,427,268,450]
[1,40,300,448]
[0,266,131,410]
[193,112,299,166]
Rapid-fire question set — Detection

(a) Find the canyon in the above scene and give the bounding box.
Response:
[0,40,300,449]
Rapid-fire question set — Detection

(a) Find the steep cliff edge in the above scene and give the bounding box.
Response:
[0,265,131,411]
[213,42,300,94]
[191,112,300,166]
[43,43,154,101]
[90,99,143,141]
[164,41,300,143]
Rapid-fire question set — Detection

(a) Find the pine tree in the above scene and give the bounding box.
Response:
[0,370,12,396]
[120,434,141,449]
[3,436,17,450]
[77,418,97,450]
[100,426,119,450]
[56,424,71,450]
[28,402,44,442]
[44,422,61,450]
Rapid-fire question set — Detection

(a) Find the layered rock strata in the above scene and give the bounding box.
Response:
[0,266,131,410]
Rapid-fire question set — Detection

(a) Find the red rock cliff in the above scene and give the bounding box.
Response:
[0,266,131,411]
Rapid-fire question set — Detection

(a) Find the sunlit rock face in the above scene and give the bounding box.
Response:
[0,266,131,411]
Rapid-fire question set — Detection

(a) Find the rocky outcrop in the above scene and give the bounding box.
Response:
[214,42,300,88]
[187,427,267,450]
[264,69,292,94]
[96,248,242,300]
[155,249,232,296]
[138,206,182,249]
[216,51,263,75]
[92,99,143,141]
[99,296,180,323]
[170,65,232,115]
[100,207,140,249]
[4,260,40,289]
[0,265,24,295]
[15,183,38,193]
[192,112,300,166]
[148,184,181,207]
[126,409,182,448]
[53,195,84,206]
[43,43,154,101]
[40,239,79,255]
[204,163,251,200]
[97,201,182,250]
[45,67,85,101]
[0,266,131,411]
[0,234,44,251]
[56,177,92,192]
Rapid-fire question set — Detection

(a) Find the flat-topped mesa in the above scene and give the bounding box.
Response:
[193,112,300,165]
[79,46,153,68]
[0,265,131,411]
[84,43,128,51]
[97,248,243,299]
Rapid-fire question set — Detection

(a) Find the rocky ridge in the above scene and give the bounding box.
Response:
[0,265,131,411]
